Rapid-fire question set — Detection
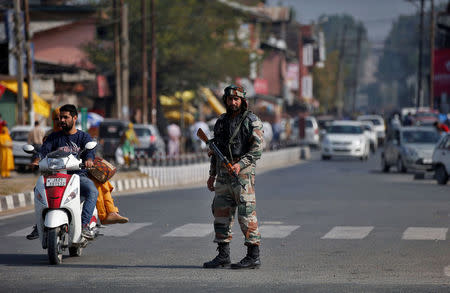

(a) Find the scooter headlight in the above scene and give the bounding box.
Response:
[47,158,65,170]
[64,188,78,205]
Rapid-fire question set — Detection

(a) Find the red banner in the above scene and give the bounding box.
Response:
[0,84,5,99]
[434,49,450,98]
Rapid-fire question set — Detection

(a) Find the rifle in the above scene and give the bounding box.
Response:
[197,128,245,189]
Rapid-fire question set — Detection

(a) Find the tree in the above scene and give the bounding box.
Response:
[83,0,250,105]
[312,50,339,113]
[315,14,370,114]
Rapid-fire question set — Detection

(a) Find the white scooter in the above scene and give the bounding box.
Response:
[23,142,99,265]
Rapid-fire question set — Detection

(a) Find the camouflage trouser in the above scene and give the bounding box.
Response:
[212,171,261,246]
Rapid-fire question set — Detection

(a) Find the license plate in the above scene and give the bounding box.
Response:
[423,159,432,164]
[46,178,67,187]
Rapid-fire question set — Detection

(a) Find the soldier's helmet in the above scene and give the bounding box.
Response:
[222,85,246,104]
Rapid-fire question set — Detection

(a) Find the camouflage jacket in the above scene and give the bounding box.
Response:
[209,110,264,177]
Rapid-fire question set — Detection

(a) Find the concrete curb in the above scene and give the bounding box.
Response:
[0,146,309,213]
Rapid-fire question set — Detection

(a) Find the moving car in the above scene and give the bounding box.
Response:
[360,121,378,153]
[321,121,370,160]
[431,133,450,185]
[10,125,50,171]
[357,115,386,145]
[134,124,166,157]
[381,126,440,173]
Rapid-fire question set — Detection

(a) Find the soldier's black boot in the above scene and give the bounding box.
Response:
[203,243,231,268]
[231,245,261,269]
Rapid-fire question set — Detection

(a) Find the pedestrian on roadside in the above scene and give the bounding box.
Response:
[121,123,139,167]
[167,123,181,157]
[27,120,45,152]
[434,121,449,136]
[203,85,264,269]
[0,124,14,178]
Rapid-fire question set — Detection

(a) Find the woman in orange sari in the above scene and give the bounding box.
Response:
[0,124,14,178]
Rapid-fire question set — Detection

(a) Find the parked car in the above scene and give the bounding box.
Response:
[360,121,378,153]
[357,115,386,145]
[305,117,320,148]
[98,119,129,162]
[289,116,320,147]
[321,121,370,161]
[431,133,450,185]
[134,124,166,157]
[381,126,440,173]
[10,125,50,171]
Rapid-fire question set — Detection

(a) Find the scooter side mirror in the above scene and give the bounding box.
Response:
[85,141,97,150]
[23,144,35,154]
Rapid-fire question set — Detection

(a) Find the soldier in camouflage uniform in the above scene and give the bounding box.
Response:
[203,85,264,269]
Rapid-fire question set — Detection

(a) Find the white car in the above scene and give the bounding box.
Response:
[432,133,450,185]
[10,125,50,170]
[357,115,386,145]
[360,121,378,152]
[305,117,320,148]
[321,121,370,160]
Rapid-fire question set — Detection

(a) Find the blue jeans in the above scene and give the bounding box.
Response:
[79,174,99,226]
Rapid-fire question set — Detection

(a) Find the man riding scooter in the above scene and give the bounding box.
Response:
[31,104,98,239]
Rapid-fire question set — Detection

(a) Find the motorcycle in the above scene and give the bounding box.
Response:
[23,142,99,265]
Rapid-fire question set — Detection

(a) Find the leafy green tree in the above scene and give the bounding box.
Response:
[312,50,339,113]
[84,0,250,101]
[316,14,369,114]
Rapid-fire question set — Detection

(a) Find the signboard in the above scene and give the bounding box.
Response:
[286,63,299,90]
[254,78,268,95]
[434,49,450,99]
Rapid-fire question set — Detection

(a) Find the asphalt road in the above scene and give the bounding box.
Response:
[1,150,450,292]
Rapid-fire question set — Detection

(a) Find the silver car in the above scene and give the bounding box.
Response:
[381,127,440,173]
[134,124,166,157]
[10,125,50,170]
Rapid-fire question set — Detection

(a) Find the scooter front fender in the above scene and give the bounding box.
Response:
[44,210,69,228]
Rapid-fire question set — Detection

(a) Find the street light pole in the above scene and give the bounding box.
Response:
[417,0,424,109]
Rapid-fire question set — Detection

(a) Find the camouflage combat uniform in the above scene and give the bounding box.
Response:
[209,106,264,247]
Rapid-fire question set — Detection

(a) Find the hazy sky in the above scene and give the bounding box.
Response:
[267,0,448,43]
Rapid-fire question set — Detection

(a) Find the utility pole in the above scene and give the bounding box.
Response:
[120,1,130,120]
[417,0,424,109]
[14,0,24,125]
[150,0,157,125]
[352,26,363,114]
[113,0,122,119]
[335,24,347,118]
[24,0,34,125]
[141,0,148,124]
[430,0,435,109]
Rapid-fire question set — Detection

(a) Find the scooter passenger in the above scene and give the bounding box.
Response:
[31,104,98,240]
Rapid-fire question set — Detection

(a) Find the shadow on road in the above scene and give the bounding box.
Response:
[0,254,202,269]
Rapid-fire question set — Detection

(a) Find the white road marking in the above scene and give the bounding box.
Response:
[259,225,300,238]
[101,222,153,237]
[402,227,448,240]
[8,226,35,237]
[163,223,213,237]
[260,221,284,225]
[444,266,450,277]
[322,226,374,239]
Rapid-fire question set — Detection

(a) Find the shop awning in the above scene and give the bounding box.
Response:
[200,87,226,115]
[0,80,51,118]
